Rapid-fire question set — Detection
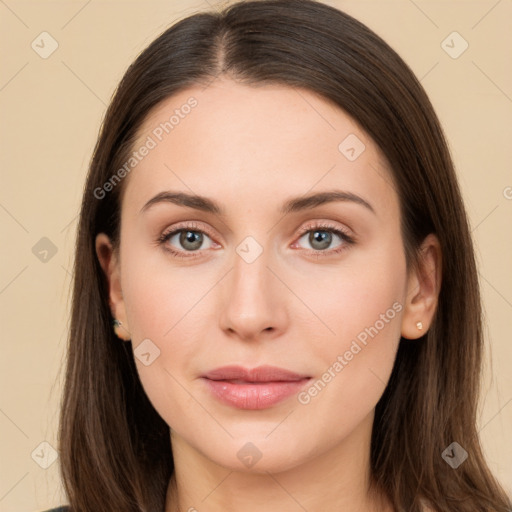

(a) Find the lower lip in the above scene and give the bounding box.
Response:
[202,378,311,410]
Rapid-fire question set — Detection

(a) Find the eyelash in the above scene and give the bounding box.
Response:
[157,221,355,260]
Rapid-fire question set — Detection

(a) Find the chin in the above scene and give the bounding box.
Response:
[191,431,316,475]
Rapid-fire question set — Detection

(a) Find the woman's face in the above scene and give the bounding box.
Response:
[99,78,423,473]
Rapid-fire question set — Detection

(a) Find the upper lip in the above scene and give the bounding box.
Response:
[202,365,310,382]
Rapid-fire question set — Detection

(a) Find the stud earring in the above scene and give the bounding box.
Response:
[416,321,423,330]
[112,318,131,341]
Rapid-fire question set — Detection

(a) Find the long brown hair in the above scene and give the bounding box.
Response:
[58,1,512,510]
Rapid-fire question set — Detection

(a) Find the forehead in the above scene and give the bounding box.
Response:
[123,78,398,219]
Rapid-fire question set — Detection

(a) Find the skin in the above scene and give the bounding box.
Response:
[96,78,441,512]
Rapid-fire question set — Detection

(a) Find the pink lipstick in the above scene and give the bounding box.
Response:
[201,365,311,410]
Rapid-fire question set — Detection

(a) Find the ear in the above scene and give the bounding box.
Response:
[401,233,442,340]
[95,233,131,341]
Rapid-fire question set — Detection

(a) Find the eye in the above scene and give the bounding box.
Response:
[157,222,218,258]
[294,222,354,256]
[168,230,213,251]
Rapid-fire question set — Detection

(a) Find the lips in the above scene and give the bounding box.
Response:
[202,365,310,382]
[201,365,311,410]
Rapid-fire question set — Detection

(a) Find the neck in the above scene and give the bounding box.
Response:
[164,411,392,512]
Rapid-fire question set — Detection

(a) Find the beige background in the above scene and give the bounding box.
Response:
[0,0,511,510]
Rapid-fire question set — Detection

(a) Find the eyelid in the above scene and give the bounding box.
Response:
[159,220,217,241]
[295,220,354,240]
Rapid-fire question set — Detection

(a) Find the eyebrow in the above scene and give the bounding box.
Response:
[139,190,375,216]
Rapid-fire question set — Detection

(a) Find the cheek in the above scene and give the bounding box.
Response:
[119,223,212,337]
[295,242,406,428]
[119,248,212,422]
[295,237,406,351]
[122,254,211,358]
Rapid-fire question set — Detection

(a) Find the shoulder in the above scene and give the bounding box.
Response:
[40,507,70,512]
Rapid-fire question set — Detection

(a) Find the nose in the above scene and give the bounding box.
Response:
[219,245,287,342]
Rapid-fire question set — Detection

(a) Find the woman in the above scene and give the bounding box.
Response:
[45,0,511,511]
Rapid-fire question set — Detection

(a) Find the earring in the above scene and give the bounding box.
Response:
[416,321,423,330]
[112,318,131,341]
